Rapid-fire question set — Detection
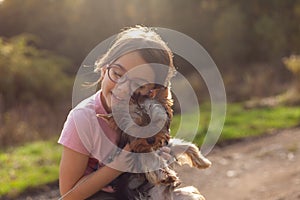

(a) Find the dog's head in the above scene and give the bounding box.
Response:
[98,85,173,153]
[125,97,171,153]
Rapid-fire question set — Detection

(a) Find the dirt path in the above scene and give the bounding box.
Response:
[178,127,300,200]
[5,128,300,200]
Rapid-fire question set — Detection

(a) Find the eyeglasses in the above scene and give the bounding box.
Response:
[106,63,151,92]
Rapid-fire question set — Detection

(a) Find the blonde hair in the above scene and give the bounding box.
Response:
[95,25,176,87]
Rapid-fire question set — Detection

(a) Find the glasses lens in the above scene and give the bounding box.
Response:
[108,65,126,83]
[108,64,152,95]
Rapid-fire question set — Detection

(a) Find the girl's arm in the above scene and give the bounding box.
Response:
[59,146,124,200]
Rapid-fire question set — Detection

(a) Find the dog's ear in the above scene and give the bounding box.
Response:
[148,87,173,124]
[149,87,169,99]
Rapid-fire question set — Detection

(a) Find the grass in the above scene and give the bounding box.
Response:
[0,139,61,198]
[222,104,300,139]
[171,103,300,145]
[1,103,300,197]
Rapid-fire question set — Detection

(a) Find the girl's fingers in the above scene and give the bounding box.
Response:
[101,186,115,193]
[160,146,171,154]
[160,152,172,160]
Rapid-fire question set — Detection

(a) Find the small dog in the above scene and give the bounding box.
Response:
[98,86,211,200]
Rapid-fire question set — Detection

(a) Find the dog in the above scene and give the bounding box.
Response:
[98,86,211,200]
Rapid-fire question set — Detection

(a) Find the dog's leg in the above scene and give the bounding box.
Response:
[169,139,211,169]
[139,151,181,187]
[147,185,205,200]
[172,186,206,200]
[146,166,181,187]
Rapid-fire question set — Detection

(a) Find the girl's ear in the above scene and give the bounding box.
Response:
[96,66,107,90]
[98,66,107,83]
[100,66,107,78]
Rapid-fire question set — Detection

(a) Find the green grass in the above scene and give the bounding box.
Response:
[171,103,300,145]
[0,140,61,198]
[222,104,300,139]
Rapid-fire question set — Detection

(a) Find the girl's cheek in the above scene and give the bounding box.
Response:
[103,75,115,91]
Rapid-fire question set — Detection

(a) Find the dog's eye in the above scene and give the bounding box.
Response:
[146,137,156,145]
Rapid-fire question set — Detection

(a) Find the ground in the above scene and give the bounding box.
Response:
[4,127,300,200]
[178,127,300,200]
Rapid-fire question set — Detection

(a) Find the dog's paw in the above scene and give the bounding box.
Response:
[173,186,205,200]
[169,139,211,169]
[158,168,181,187]
[191,152,211,169]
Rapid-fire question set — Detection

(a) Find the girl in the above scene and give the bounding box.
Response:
[58,25,176,200]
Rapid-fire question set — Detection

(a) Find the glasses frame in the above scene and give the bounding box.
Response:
[106,63,128,84]
[106,63,153,92]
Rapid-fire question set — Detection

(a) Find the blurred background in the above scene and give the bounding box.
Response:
[0,0,300,199]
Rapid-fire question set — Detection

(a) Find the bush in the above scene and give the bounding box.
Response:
[282,55,300,78]
[0,34,73,147]
[0,34,73,110]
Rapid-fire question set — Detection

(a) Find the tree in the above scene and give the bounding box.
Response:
[212,4,247,66]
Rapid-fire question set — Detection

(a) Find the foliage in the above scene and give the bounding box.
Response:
[0,101,68,148]
[282,54,300,78]
[213,4,247,65]
[0,140,61,198]
[0,34,73,110]
[279,54,300,105]
[0,0,300,67]
[0,34,73,147]
[1,0,300,101]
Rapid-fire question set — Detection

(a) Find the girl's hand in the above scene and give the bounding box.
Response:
[157,146,176,164]
[123,143,131,152]
[101,185,115,193]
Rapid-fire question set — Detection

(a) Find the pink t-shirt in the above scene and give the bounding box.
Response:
[58,91,119,174]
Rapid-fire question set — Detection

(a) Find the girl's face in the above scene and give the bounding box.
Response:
[100,51,155,113]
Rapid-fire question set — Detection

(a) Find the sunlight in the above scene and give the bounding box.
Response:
[0,0,4,4]
[127,29,146,38]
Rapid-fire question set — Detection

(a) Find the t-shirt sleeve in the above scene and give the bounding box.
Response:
[58,110,90,155]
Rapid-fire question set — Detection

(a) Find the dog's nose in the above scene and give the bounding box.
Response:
[146,137,156,145]
[164,140,169,145]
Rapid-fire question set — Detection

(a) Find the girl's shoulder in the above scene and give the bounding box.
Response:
[61,92,98,132]
[75,92,98,110]
[70,91,100,117]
